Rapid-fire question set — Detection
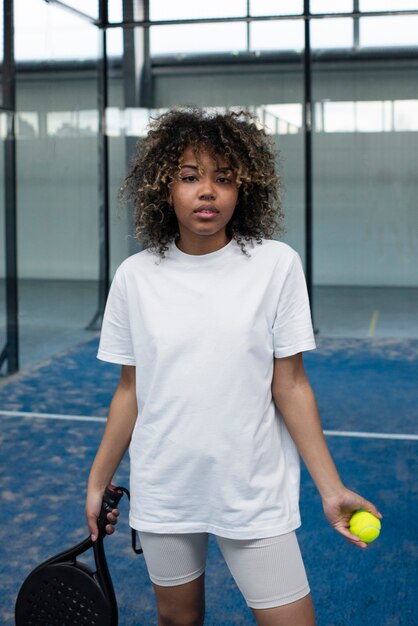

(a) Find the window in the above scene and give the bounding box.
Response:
[250,20,304,51]
[311,18,353,48]
[360,15,418,47]
[311,0,353,13]
[150,22,247,56]
[360,0,418,11]
[150,0,246,21]
[315,100,418,133]
[249,0,303,16]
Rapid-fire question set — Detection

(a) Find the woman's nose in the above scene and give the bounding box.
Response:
[198,178,216,200]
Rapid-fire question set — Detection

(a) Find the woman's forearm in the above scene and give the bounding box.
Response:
[272,354,345,499]
[88,365,138,491]
[272,354,382,549]
[274,379,344,498]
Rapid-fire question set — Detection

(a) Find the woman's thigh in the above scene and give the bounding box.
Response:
[138,532,209,624]
[251,593,316,626]
[138,531,209,587]
[216,531,311,611]
[138,530,314,625]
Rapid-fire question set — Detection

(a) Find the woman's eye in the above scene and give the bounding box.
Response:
[217,177,231,184]
[182,175,197,182]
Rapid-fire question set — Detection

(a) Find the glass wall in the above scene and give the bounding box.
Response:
[108,0,418,340]
[311,12,418,337]
[14,0,101,368]
[2,0,418,375]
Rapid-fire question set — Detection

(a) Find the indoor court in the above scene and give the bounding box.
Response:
[1,1,417,625]
[0,336,417,625]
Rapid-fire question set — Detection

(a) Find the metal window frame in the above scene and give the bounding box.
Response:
[303,0,314,318]
[97,8,418,27]
[1,0,18,375]
[87,0,110,330]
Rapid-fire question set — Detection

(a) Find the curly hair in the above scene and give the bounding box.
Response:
[121,107,283,256]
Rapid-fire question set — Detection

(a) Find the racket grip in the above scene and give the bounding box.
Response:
[97,484,123,536]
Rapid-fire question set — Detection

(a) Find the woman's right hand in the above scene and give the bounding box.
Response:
[86,487,120,542]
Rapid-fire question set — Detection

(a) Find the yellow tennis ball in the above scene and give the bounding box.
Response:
[349,510,381,543]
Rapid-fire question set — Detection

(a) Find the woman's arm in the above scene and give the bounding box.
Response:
[272,353,382,548]
[86,364,138,540]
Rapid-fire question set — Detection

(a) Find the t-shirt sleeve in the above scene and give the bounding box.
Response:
[272,252,316,358]
[97,266,136,365]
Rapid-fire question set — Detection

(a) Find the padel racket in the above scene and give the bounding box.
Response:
[15,484,139,626]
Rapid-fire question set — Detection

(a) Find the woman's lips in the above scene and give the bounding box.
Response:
[193,205,219,218]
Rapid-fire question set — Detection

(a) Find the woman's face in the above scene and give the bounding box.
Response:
[168,146,239,254]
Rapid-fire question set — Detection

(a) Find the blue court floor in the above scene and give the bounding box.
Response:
[0,337,417,625]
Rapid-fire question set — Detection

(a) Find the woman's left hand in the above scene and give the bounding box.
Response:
[322,488,383,549]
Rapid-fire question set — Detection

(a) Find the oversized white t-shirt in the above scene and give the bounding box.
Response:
[98,238,316,539]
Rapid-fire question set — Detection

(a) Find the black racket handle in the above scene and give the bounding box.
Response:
[97,484,124,537]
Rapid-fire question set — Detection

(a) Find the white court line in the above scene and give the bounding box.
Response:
[0,410,106,423]
[324,429,418,441]
[0,410,417,440]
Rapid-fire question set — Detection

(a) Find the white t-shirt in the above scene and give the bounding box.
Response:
[98,238,316,539]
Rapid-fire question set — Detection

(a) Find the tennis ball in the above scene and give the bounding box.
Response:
[349,510,381,543]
